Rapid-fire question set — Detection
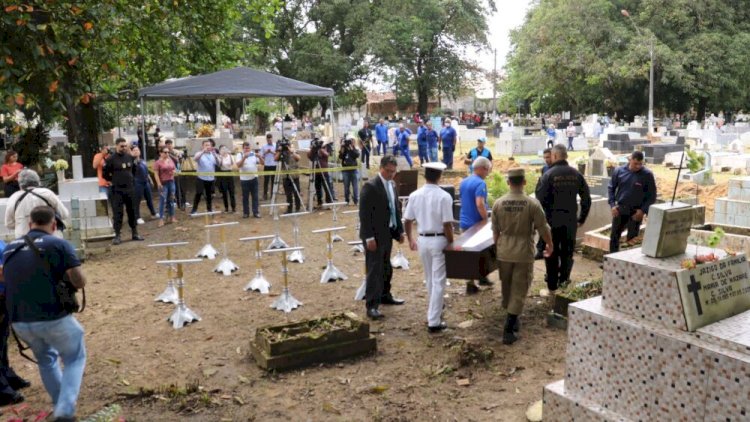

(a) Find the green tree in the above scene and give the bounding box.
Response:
[368,0,494,116]
[0,0,279,170]
[503,0,750,119]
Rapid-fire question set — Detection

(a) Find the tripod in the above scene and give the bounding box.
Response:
[307,149,336,211]
[271,154,305,214]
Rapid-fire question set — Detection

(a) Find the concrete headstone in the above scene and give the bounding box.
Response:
[642,202,693,258]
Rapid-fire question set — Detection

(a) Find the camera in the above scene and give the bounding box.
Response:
[341,136,353,148]
[277,137,291,151]
[311,138,324,150]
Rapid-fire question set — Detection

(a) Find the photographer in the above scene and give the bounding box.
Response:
[357,120,373,169]
[307,138,336,208]
[3,205,87,421]
[274,138,302,214]
[339,135,360,205]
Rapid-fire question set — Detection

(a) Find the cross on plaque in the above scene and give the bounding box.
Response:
[687,275,703,316]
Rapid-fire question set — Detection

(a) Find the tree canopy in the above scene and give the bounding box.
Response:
[503,0,750,119]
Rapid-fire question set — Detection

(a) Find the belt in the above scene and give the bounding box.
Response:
[419,233,444,237]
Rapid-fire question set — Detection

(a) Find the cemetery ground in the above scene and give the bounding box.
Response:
[4,197,602,422]
[5,147,735,421]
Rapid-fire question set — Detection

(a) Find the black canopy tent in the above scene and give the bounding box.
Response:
[136,66,335,160]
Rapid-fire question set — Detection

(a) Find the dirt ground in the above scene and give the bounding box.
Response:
[2,177,604,422]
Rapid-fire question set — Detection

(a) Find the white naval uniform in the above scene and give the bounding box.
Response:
[403,184,454,327]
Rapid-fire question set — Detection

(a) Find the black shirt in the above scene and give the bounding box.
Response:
[339,146,360,167]
[3,230,81,322]
[104,151,137,190]
[535,160,592,227]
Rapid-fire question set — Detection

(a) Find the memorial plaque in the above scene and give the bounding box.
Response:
[641,202,693,258]
[676,254,750,331]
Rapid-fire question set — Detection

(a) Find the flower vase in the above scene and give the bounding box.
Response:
[57,170,65,183]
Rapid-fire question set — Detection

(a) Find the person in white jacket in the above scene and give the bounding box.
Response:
[4,170,70,239]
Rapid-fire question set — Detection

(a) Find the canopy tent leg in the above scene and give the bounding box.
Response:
[140,97,147,161]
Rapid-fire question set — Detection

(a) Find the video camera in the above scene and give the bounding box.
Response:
[277,137,291,152]
[341,135,353,148]
[310,138,324,150]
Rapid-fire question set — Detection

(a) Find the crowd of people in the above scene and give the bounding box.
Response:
[0,112,665,420]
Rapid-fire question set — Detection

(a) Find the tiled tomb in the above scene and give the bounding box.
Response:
[714,177,750,228]
[544,247,750,421]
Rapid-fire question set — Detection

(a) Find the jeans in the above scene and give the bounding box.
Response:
[442,146,454,169]
[240,178,260,217]
[98,186,109,197]
[376,141,387,155]
[158,180,176,218]
[134,181,156,219]
[417,144,429,164]
[341,170,359,204]
[567,137,574,150]
[429,145,438,162]
[361,145,371,169]
[13,316,86,419]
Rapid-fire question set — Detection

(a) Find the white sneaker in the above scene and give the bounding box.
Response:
[137,218,145,225]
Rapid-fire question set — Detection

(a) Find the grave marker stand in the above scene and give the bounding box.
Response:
[156,258,203,329]
[191,211,222,259]
[264,247,304,313]
[391,196,410,269]
[349,240,367,300]
[312,226,348,283]
[206,222,240,275]
[240,234,276,294]
[261,203,289,249]
[280,211,309,263]
[322,201,347,242]
[148,241,189,303]
[343,210,364,253]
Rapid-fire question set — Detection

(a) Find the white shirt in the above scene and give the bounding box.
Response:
[236,152,260,181]
[5,187,70,238]
[403,184,453,234]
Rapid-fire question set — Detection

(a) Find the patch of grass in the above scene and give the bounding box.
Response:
[559,279,603,301]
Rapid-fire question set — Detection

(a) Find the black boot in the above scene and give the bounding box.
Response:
[503,315,519,345]
[112,234,122,246]
[132,230,144,241]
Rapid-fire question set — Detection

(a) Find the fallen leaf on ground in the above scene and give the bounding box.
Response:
[238,375,249,384]
[233,396,245,405]
[456,378,470,386]
[365,385,389,394]
[322,402,341,415]
[457,320,474,329]
[120,379,130,386]
[526,400,543,421]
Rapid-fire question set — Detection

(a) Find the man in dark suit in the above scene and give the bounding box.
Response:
[359,155,405,320]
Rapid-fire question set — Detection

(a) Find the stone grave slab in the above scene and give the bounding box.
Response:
[676,254,750,331]
[586,147,615,177]
[641,202,693,258]
[641,143,685,164]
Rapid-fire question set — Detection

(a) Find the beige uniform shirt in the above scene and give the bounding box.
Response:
[491,192,550,263]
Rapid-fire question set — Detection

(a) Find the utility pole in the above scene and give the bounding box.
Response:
[492,48,497,120]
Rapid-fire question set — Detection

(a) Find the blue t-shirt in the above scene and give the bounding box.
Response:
[375,123,389,142]
[397,129,410,148]
[440,127,457,149]
[416,126,427,146]
[459,175,488,230]
[3,230,81,322]
[134,160,150,184]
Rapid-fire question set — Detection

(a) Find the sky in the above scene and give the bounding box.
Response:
[464,0,533,94]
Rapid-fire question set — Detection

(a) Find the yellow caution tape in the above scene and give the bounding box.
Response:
[176,166,360,177]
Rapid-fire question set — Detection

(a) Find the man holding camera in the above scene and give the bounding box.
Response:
[3,205,87,422]
[307,138,336,208]
[357,120,372,169]
[191,139,220,215]
[339,135,360,205]
[275,139,303,214]
[237,142,264,218]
